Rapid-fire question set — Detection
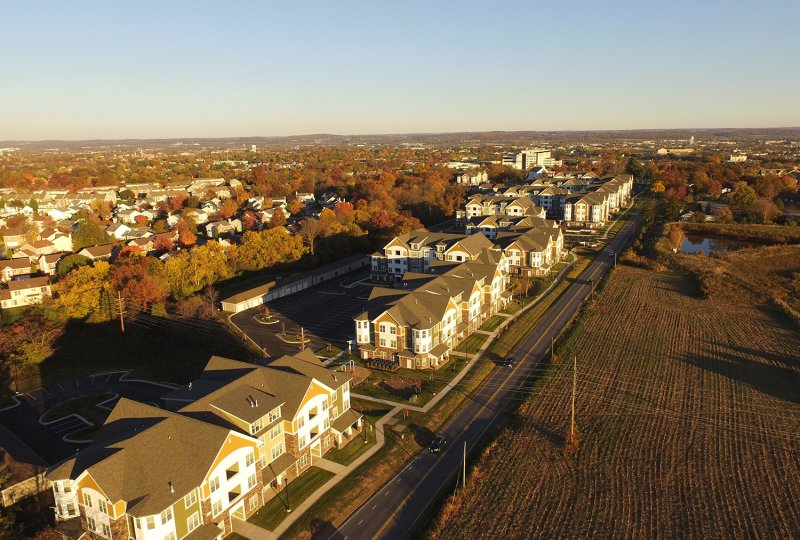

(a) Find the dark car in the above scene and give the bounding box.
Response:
[502,357,516,367]
[429,436,447,453]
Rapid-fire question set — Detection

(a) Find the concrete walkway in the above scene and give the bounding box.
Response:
[233,248,583,540]
[312,457,347,474]
[473,329,494,336]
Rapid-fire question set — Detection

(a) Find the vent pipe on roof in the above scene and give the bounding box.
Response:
[255,399,258,407]
[169,482,174,493]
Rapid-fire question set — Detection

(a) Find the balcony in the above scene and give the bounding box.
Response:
[226,462,239,481]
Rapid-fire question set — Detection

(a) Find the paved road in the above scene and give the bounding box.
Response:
[326,213,640,540]
[0,372,175,465]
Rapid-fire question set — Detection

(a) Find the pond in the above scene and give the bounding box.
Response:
[680,235,761,255]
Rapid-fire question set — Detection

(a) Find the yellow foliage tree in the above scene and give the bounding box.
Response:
[51,261,115,320]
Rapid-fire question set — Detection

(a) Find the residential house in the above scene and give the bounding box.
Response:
[14,240,59,262]
[206,219,242,238]
[105,224,132,240]
[79,245,121,263]
[39,253,68,276]
[525,166,550,181]
[294,193,315,204]
[0,259,32,282]
[0,277,51,309]
[2,228,28,249]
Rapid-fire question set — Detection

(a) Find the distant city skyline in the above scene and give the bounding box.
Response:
[2,0,798,140]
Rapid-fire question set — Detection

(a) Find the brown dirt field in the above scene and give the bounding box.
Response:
[427,265,800,540]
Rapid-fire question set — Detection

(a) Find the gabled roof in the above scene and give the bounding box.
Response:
[46,399,233,517]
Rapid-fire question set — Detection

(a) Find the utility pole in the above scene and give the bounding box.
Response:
[571,355,577,440]
[117,291,125,332]
[300,327,305,350]
[463,442,466,488]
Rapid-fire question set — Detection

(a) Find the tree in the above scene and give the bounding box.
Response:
[51,261,115,320]
[153,219,169,233]
[664,194,683,222]
[153,234,174,252]
[714,207,734,224]
[730,185,757,213]
[135,215,148,225]
[219,198,239,219]
[119,189,135,200]
[640,199,656,226]
[689,211,707,223]
[169,194,187,210]
[299,218,322,255]
[57,254,92,278]
[174,220,196,248]
[625,157,646,179]
[289,198,305,216]
[113,263,166,310]
[90,199,112,220]
[0,462,13,536]
[72,219,110,251]
[268,207,287,229]
[242,210,259,231]
[236,228,307,271]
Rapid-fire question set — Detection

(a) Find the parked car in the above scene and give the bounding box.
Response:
[429,435,447,453]
[502,357,516,367]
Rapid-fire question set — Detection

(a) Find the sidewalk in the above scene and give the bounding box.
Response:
[234,250,581,540]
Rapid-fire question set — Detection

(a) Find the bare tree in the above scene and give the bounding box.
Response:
[300,218,322,255]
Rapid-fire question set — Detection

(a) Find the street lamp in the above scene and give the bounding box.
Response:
[285,479,291,513]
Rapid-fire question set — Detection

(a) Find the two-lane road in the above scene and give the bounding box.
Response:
[328,213,640,540]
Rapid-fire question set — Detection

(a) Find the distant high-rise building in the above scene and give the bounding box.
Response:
[502,148,552,170]
[251,144,257,152]
[689,136,695,145]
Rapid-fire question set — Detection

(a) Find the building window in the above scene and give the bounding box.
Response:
[299,435,306,448]
[246,451,255,467]
[161,508,172,524]
[271,442,284,460]
[250,418,263,435]
[324,435,332,448]
[298,416,305,429]
[390,327,396,335]
[331,393,338,402]
[213,499,223,516]
[324,417,330,429]
[390,340,396,349]
[102,524,112,538]
[165,533,176,540]
[379,324,385,333]
[300,454,308,468]
[187,512,200,533]
[344,400,350,410]
[321,399,328,411]
[147,517,155,530]
[87,517,96,532]
[380,338,386,346]
[248,495,259,511]
[98,499,108,514]
[83,493,92,508]
[258,434,266,447]
[135,519,141,530]
[268,408,280,423]
[248,473,257,490]
[270,425,281,440]
[343,381,349,392]
[184,489,197,508]
[67,503,76,516]
[210,476,219,493]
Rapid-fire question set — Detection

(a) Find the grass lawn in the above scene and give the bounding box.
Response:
[479,315,504,332]
[322,423,377,466]
[349,357,461,407]
[41,393,115,422]
[249,467,336,531]
[315,346,343,358]
[2,306,28,325]
[453,333,488,355]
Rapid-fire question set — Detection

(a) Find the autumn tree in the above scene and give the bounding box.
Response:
[153,234,174,252]
[113,263,166,310]
[90,199,112,220]
[72,218,110,251]
[299,218,322,255]
[729,184,757,214]
[174,220,196,248]
[268,207,287,229]
[242,210,259,231]
[236,228,307,271]
[51,261,115,320]
[219,198,239,219]
[288,198,305,216]
[57,254,92,278]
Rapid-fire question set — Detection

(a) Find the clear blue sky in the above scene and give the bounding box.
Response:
[2,0,798,140]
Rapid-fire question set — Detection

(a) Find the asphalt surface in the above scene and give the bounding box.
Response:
[230,267,371,356]
[326,212,641,540]
[0,372,175,465]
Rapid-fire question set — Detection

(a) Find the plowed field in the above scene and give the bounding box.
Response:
[428,265,800,540]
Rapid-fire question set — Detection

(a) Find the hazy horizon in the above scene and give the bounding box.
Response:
[2,0,798,140]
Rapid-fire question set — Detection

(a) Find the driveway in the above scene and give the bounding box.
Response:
[0,372,177,466]
[231,268,372,357]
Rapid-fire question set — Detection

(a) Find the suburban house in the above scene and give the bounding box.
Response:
[2,228,28,249]
[105,224,132,240]
[369,231,495,283]
[356,250,511,369]
[0,276,52,308]
[13,240,59,262]
[39,253,68,276]
[79,245,121,262]
[47,352,361,540]
[0,258,32,282]
[206,219,242,239]
[221,255,369,313]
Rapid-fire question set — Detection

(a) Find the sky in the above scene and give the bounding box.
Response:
[1,0,799,140]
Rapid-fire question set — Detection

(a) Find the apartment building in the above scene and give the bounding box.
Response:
[48,352,362,540]
[494,226,564,277]
[0,276,51,308]
[370,231,495,283]
[357,250,511,369]
[454,169,488,186]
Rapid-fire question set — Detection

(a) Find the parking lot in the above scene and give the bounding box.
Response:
[231,267,374,357]
[0,372,176,465]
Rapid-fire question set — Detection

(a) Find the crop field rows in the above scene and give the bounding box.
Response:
[428,266,800,540]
